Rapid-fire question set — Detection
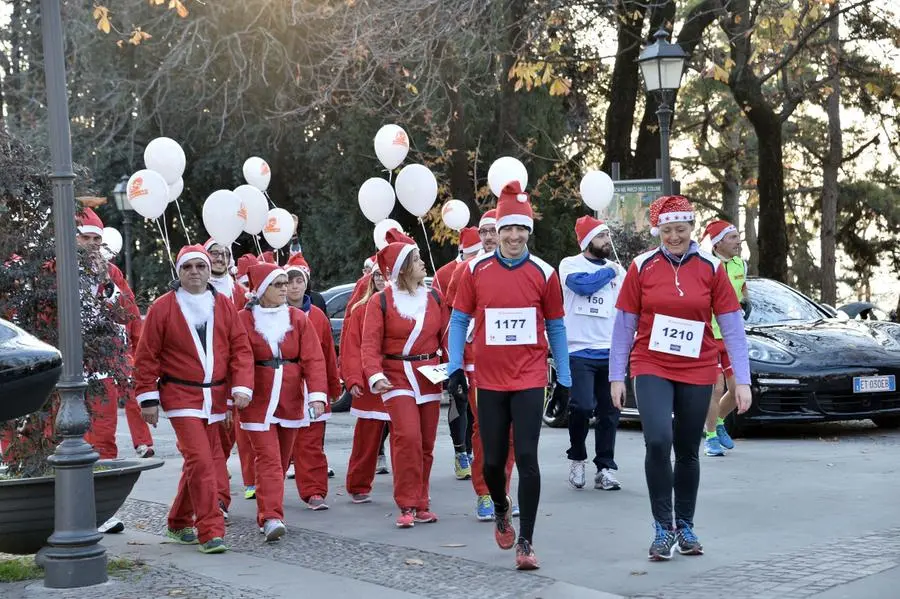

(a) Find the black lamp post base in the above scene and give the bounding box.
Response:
[41,550,108,589]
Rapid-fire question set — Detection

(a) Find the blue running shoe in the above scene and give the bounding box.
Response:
[511,504,520,518]
[648,521,677,561]
[454,452,472,480]
[704,436,725,457]
[716,423,735,450]
[476,495,494,521]
[675,519,704,555]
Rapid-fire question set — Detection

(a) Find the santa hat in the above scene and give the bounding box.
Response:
[496,181,533,231]
[701,219,737,247]
[459,227,482,254]
[649,195,694,237]
[575,216,610,252]
[385,228,416,246]
[77,207,104,237]
[236,253,258,285]
[247,262,287,299]
[478,209,497,230]
[285,253,311,281]
[175,244,211,272]
[363,255,376,270]
[377,241,417,285]
[259,251,276,264]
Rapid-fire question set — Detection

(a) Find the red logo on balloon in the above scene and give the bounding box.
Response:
[392,131,408,147]
[128,177,148,199]
[261,163,270,176]
[265,217,280,233]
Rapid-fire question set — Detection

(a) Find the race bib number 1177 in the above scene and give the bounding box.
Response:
[485,307,538,346]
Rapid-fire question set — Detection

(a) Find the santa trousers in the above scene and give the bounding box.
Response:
[246,426,297,527]
[292,421,328,502]
[123,391,154,449]
[84,378,119,459]
[346,417,387,495]
[468,378,514,497]
[220,410,257,490]
[384,397,440,511]
[168,417,227,544]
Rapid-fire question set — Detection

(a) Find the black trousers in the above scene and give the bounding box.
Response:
[566,356,619,470]
[476,387,544,542]
[448,391,474,454]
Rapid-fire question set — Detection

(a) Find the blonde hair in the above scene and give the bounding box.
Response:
[395,250,424,293]
[351,272,381,314]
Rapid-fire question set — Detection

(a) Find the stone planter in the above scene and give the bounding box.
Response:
[0,457,163,554]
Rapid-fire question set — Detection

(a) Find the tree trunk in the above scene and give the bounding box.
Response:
[497,0,526,154]
[745,201,759,275]
[722,175,740,227]
[819,2,841,306]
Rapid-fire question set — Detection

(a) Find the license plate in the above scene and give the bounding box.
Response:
[853,375,896,394]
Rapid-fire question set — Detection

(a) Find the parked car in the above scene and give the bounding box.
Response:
[544,278,900,434]
[0,318,62,422]
[838,301,890,321]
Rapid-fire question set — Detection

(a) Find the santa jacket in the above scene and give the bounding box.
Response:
[210,273,249,311]
[433,258,459,296]
[340,295,389,421]
[238,305,328,431]
[446,259,476,372]
[361,285,449,405]
[134,285,254,422]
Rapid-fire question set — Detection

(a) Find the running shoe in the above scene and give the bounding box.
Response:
[219,500,230,525]
[476,495,495,521]
[135,444,155,458]
[494,496,516,550]
[675,519,704,555]
[568,459,586,489]
[515,538,539,570]
[648,521,677,561]
[286,464,296,479]
[244,485,256,500]
[199,537,228,554]
[454,452,472,480]
[351,493,372,504]
[327,465,335,478]
[414,509,438,524]
[396,508,415,528]
[263,519,286,542]
[595,468,621,491]
[704,436,726,457]
[716,423,735,450]
[307,495,329,511]
[165,527,198,545]
[467,452,473,464]
[98,517,124,534]
[376,454,389,474]
[511,504,520,518]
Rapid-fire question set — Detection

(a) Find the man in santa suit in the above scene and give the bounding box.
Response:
[134,244,254,554]
[284,253,342,510]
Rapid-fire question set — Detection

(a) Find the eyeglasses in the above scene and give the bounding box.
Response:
[478,227,497,236]
[372,273,384,281]
[270,282,288,289]
[181,263,208,272]
[208,250,230,259]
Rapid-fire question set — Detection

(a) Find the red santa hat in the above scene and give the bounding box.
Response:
[259,251,276,264]
[649,195,694,237]
[575,216,610,252]
[247,262,287,299]
[496,181,533,231]
[236,253,258,285]
[363,255,376,270]
[701,219,737,247]
[478,209,497,230]
[459,227,482,254]
[76,207,104,237]
[377,241,417,285]
[175,244,211,272]
[385,228,416,246]
[285,253,311,281]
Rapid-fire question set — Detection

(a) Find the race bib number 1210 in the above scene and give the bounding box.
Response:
[649,314,704,359]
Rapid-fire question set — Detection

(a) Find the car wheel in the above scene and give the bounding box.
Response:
[724,411,746,438]
[331,389,352,413]
[542,359,568,428]
[871,415,900,429]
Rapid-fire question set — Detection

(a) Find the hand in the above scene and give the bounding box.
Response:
[741,299,752,320]
[734,384,752,414]
[350,385,362,398]
[610,381,626,411]
[142,405,159,426]
[233,392,251,409]
[447,369,469,402]
[310,400,326,419]
[224,409,233,430]
[373,379,393,393]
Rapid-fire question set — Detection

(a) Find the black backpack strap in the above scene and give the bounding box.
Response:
[380,291,386,313]
[430,288,441,306]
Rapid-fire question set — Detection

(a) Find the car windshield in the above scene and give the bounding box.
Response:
[745,279,827,325]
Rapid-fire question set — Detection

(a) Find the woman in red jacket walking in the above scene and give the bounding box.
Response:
[361,235,449,528]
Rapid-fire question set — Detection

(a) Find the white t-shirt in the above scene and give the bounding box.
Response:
[558,254,625,354]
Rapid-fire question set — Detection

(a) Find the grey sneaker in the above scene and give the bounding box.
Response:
[675,519,704,555]
[98,517,124,534]
[165,527,198,544]
[263,519,286,542]
[351,493,372,504]
[649,522,677,561]
[135,444,155,458]
[308,495,329,511]
[595,468,621,490]
[568,460,586,489]
[376,454,389,474]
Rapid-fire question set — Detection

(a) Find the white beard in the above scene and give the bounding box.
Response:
[391,285,428,320]
[209,273,234,299]
[176,288,215,329]
[252,304,292,355]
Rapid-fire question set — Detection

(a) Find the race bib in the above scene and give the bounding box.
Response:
[417,364,449,384]
[649,314,704,359]
[572,292,613,318]
[485,307,538,346]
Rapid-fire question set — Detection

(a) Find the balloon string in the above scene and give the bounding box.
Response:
[263,190,278,209]
[254,235,263,256]
[160,215,176,274]
[418,217,438,278]
[610,238,623,267]
[155,217,176,279]
[174,199,192,245]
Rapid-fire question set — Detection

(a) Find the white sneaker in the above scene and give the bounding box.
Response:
[263,519,286,542]
[568,460,586,489]
[99,517,125,534]
[286,464,295,479]
[595,468,621,491]
[376,454,389,475]
[135,444,155,458]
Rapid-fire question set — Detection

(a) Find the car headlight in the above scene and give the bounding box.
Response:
[747,338,795,364]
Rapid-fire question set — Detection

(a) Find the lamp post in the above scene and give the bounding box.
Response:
[39,0,108,588]
[637,28,687,196]
[113,175,134,287]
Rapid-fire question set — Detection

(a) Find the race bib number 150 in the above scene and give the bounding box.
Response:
[485,307,538,346]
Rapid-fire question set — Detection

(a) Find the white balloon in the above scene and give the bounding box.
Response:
[101,227,122,256]
[374,124,410,170]
[487,156,528,197]
[144,137,186,185]
[243,156,272,191]
[234,184,269,235]
[358,178,396,224]
[580,170,616,211]
[202,190,245,246]
[394,164,438,217]
[441,200,470,231]
[262,208,294,250]
[168,177,184,203]
[127,169,169,220]
[373,218,404,250]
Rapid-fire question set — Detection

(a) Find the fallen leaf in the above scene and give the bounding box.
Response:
[126,541,148,546]
[630,570,647,576]
[441,543,466,548]
[405,558,424,566]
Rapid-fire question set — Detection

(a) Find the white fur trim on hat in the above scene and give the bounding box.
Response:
[496,214,533,231]
[77,225,103,237]
[461,241,483,255]
[479,216,496,229]
[285,265,310,281]
[657,211,694,226]
[256,267,287,298]
[390,244,417,284]
[579,223,610,252]
[711,224,737,247]
[176,251,211,272]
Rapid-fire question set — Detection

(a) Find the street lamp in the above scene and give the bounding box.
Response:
[112,175,134,287]
[39,0,107,588]
[637,27,687,196]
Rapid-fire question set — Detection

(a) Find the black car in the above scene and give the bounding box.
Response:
[544,278,900,434]
[0,318,62,422]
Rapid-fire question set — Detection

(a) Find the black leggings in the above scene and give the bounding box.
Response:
[378,422,389,456]
[635,375,712,528]
[476,387,543,542]
[448,392,474,453]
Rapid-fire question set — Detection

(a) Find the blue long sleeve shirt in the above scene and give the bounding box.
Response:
[564,261,617,297]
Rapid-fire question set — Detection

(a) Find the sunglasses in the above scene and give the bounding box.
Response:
[270,281,288,289]
[181,263,208,272]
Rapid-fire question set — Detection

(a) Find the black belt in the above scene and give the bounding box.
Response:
[159,375,225,388]
[385,352,438,362]
[255,357,300,368]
